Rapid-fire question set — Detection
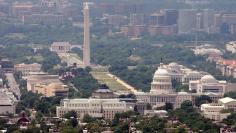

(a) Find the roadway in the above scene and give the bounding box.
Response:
[5,73,21,99]
[58,53,84,67]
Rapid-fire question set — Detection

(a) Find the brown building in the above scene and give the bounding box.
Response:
[23,13,66,25]
[148,13,165,26]
[14,63,41,76]
[121,25,146,38]
[106,14,127,26]
[11,2,34,18]
[25,74,68,97]
[148,25,177,36]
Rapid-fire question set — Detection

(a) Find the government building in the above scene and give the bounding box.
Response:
[14,63,41,76]
[189,75,236,94]
[51,42,71,53]
[201,97,236,121]
[160,62,205,84]
[135,63,228,108]
[56,98,132,119]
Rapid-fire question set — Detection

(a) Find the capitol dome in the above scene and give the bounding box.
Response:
[200,75,218,83]
[150,63,173,94]
[169,62,179,67]
[154,68,170,77]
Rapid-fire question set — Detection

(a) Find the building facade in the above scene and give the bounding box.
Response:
[200,97,236,121]
[51,42,71,53]
[56,98,132,119]
[0,91,16,115]
[14,63,41,76]
[189,75,226,94]
[25,74,68,97]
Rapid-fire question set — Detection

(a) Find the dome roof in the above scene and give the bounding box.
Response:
[154,68,169,77]
[169,62,179,67]
[200,75,218,83]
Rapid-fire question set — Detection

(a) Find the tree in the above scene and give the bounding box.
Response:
[164,102,173,111]
[195,95,212,107]
[63,110,77,119]
[224,92,236,99]
[223,112,236,126]
[83,114,96,123]
[175,127,187,133]
[70,118,78,127]
[181,100,193,112]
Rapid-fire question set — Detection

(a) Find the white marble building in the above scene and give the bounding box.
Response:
[201,97,236,121]
[56,98,132,119]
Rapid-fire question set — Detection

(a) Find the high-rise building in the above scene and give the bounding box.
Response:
[162,9,178,25]
[178,9,198,34]
[83,3,90,67]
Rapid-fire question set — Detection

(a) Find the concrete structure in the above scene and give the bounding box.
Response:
[83,3,91,67]
[120,25,145,38]
[25,74,68,97]
[0,91,16,115]
[129,14,145,25]
[201,103,229,121]
[200,97,236,121]
[162,62,204,83]
[178,9,198,34]
[135,63,224,108]
[193,47,222,56]
[23,14,65,25]
[14,63,41,76]
[189,75,227,94]
[216,59,236,78]
[150,63,174,94]
[148,13,165,26]
[11,2,34,18]
[148,25,177,36]
[106,14,127,26]
[56,98,132,119]
[162,9,178,25]
[51,42,71,53]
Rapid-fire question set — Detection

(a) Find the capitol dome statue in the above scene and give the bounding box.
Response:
[150,63,174,94]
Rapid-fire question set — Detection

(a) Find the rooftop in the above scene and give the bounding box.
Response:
[219,97,236,104]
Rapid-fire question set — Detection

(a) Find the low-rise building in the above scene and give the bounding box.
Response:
[0,91,16,115]
[25,74,68,97]
[23,14,66,25]
[189,75,226,94]
[148,25,177,36]
[51,42,71,53]
[216,59,236,78]
[120,25,146,38]
[14,63,41,76]
[190,74,236,94]
[11,2,34,18]
[56,98,133,119]
[200,97,236,121]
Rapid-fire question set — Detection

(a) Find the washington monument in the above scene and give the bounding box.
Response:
[83,2,90,67]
